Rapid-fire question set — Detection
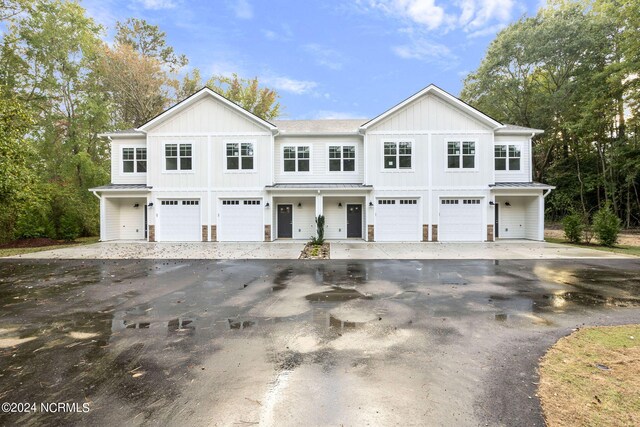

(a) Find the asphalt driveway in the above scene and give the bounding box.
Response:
[0,259,639,426]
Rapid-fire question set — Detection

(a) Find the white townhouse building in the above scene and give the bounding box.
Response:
[90,84,554,243]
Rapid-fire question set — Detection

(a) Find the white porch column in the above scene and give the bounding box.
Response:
[315,193,323,217]
[538,194,545,241]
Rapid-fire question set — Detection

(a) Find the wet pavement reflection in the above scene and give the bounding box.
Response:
[0,258,639,426]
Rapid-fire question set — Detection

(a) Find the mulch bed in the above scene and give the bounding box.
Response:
[0,238,80,249]
[299,242,330,259]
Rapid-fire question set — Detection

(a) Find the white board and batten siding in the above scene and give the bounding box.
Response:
[110,137,147,185]
[274,135,364,184]
[366,93,496,190]
[145,95,273,192]
[494,135,532,183]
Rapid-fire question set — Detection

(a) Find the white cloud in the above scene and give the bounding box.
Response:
[262,24,293,42]
[136,0,176,10]
[358,0,515,34]
[464,0,513,30]
[262,75,318,95]
[392,39,458,67]
[466,22,507,38]
[303,44,345,71]
[366,0,446,30]
[231,0,253,20]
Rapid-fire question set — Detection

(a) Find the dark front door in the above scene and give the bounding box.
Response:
[347,204,362,238]
[278,205,293,238]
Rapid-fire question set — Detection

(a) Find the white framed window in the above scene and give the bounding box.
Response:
[447,141,476,169]
[328,145,356,172]
[226,142,254,171]
[383,141,413,170]
[494,144,521,171]
[122,147,146,173]
[164,143,192,171]
[283,145,310,172]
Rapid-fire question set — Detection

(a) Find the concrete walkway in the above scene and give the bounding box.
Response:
[5,240,634,260]
[330,240,634,259]
[6,241,306,260]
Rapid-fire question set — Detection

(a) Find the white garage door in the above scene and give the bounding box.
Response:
[375,199,420,242]
[158,200,201,242]
[219,199,263,242]
[439,198,484,241]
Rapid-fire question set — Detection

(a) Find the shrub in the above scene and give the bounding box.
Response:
[309,214,325,245]
[57,212,81,241]
[562,213,584,243]
[592,203,621,247]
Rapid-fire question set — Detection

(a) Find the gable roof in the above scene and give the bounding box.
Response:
[359,84,504,131]
[136,87,278,132]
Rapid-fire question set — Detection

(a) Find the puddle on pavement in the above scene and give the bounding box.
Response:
[329,315,363,330]
[228,319,255,330]
[305,286,369,302]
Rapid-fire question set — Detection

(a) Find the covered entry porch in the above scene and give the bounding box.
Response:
[89,184,151,241]
[490,182,554,241]
[266,184,373,241]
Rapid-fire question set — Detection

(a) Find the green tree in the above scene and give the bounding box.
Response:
[0,88,36,242]
[461,0,639,226]
[114,17,187,72]
[98,43,175,128]
[2,0,110,239]
[207,73,280,120]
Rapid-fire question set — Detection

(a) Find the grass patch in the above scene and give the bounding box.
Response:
[0,236,99,257]
[539,325,640,427]
[545,237,640,257]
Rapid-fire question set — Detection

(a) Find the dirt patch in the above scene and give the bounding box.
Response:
[0,238,82,249]
[299,243,330,259]
[538,325,640,427]
[545,227,640,246]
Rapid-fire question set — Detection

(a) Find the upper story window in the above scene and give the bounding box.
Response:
[283,146,310,172]
[122,147,147,173]
[165,143,192,171]
[226,143,254,170]
[329,145,356,172]
[384,141,412,169]
[494,144,521,171]
[447,141,475,169]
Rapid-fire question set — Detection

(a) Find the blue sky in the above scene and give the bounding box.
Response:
[82,0,545,120]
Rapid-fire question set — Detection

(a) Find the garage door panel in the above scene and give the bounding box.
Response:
[376,199,420,242]
[219,199,263,242]
[159,200,201,242]
[439,198,483,242]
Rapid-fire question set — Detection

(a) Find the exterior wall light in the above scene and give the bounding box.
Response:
[338,202,342,208]
[265,202,270,208]
[297,202,302,208]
